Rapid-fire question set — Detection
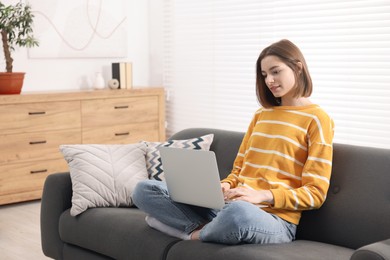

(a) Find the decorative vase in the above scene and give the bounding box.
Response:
[93,72,105,90]
[0,72,25,94]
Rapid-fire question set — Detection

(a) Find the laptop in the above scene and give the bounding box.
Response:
[158,147,226,210]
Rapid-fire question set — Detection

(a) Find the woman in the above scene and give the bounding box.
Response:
[133,39,334,245]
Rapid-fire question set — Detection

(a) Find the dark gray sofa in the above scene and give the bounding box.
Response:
[41,128,390,260]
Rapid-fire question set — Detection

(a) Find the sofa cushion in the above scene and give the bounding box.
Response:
[142,134,214,181]
[169,128,245,179]
[59,208,180,260]
[166,240,354,260]
[63,244,113,260]
[297,143,390,249]
[60,143,148,216]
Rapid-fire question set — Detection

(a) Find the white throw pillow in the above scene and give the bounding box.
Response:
[142,134,214,181]
[60,143,148,216]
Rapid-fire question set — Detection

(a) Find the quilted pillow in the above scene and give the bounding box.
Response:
[60,143,148,216]
[142,134,214,181]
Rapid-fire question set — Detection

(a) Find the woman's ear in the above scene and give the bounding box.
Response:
[296,61,303,74]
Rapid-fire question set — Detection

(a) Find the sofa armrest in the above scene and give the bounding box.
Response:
[40,172,73,259]
[351,238,390,260]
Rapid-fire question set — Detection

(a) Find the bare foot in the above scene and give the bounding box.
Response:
[190,230,201,240]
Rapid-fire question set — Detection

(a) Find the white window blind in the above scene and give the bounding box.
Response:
[162,0,390,149]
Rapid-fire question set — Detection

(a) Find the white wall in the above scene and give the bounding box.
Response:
[148,0,164,87]
[1,0,151,92]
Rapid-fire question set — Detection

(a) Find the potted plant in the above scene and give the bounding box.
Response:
[0,1,38,94]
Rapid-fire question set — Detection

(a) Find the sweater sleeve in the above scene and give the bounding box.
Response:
[221,111,259,188]
[271,113,335,211]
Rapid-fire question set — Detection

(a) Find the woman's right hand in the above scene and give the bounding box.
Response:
[221,182,231,196]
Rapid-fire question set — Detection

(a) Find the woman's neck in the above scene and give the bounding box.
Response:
[281,97,312,107]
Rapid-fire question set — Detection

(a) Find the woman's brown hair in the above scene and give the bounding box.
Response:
[256,39,312,107]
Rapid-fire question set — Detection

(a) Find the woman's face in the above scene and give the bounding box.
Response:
[260,55,297,100]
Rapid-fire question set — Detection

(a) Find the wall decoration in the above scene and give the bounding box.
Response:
[28,0,127,58]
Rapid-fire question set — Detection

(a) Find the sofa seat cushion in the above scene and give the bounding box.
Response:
[166,240,354,260]
[59,207,180,260]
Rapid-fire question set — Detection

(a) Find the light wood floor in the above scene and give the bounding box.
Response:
[0,200,50,260]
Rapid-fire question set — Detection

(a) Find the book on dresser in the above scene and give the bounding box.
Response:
[112,62,133,89]
[0,88,165,205]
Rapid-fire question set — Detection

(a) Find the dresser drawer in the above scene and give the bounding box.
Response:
[0,158,69,198]
[0,129,81,164]
[82,122,159,144]
[0,101,81,134]
[82,97,159,128]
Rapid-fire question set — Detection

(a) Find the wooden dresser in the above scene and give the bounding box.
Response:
[0,88,166,205]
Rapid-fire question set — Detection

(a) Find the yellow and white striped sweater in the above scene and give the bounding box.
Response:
[222,104,334,225]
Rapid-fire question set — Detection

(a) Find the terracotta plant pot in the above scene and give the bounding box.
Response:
[0,72,25,94]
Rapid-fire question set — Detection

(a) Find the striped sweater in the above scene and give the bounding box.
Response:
[222,104,334,225]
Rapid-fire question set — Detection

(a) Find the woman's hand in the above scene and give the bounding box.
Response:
[221,182,231,193]
[223,186,274,205]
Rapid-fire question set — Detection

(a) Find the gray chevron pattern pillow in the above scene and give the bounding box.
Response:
[60,143,148,216]
[142,134,214,181]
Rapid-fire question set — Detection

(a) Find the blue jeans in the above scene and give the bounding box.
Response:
[132,180,296,245]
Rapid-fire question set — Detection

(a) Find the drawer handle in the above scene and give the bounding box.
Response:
[114,105,129,109]
[29,140,47,145]
[115,132,130,136]
[30,169,48,174]
[29,111,46,115]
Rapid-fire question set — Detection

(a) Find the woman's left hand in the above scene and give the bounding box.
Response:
[224,187,274,205]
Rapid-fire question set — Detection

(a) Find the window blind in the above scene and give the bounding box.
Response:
[162,0,390,149]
